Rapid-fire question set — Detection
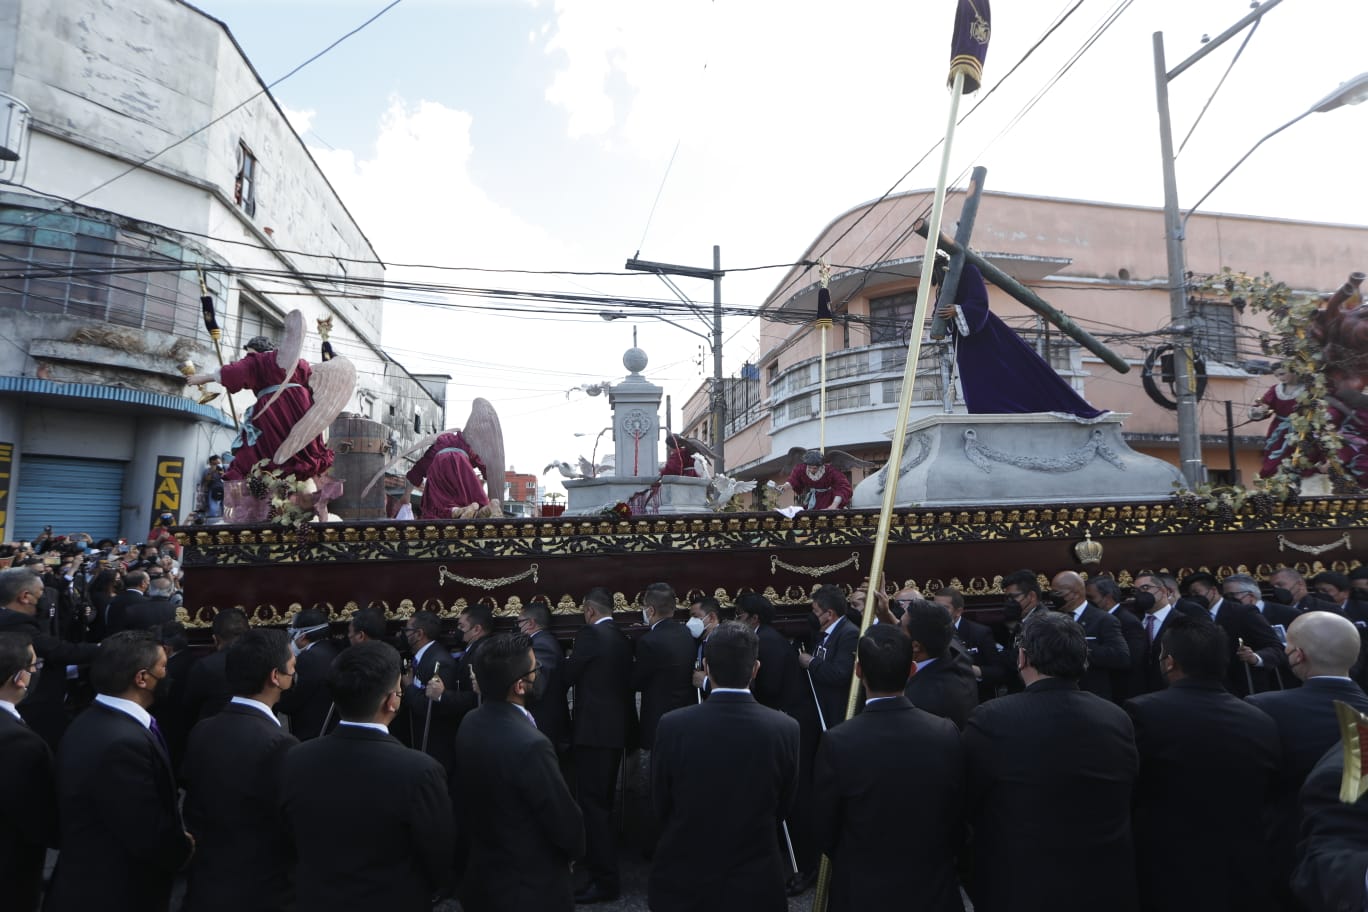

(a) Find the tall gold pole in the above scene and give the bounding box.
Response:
[810,68,969,912]
[198,270,240,430]
[818,260,832,453]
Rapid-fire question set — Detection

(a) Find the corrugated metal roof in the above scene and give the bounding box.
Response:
[0,377,235,427]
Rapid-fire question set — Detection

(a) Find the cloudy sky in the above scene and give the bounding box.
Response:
[192,0,1368,490]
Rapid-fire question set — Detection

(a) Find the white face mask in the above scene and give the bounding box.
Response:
[685,616,706,639]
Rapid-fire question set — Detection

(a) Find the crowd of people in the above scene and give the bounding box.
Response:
[5,557,1368,911]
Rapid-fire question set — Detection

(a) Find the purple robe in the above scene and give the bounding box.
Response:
[950,264,1104,419]
[788,464,852,510]
[407,431,489,520]
[219,351,334,481]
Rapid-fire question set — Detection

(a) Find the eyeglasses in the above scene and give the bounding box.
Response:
[401,627,418,635]
[1012,636,1025,651]
[1004,592,1025,602]
[25,658,43,673]
[1136,583,1163,593]
[520,663,542,681]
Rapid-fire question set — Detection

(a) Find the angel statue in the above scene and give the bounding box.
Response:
[185,310,355,521]
[363,399,506,520]
[662,433,716,477]
[783,447,872,511]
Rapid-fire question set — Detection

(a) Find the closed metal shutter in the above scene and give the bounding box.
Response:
[13,456,125,542]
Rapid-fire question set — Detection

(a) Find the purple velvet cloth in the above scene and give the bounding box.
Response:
[219,351,334,481]
[951,264,1104,419]
[407,431,489,520]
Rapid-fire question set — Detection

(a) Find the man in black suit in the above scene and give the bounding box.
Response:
[562,587,634,904]
[1186,572,1287,695]
[103,569,151,636]
[182,629,300,912]
[0,631,55,912]
[687,595,721,696]
[46,630,195,912]
[1087,577,1148,702]
[650,621,800,912]
[1272,566,1337,615]
[1125,613,1281,912]
[962,611,1139,912]
[282,640,454,912]
[1249,610,1368,907]
[1134,572,1181,694]
[346,606,388,646]
[426,602,493,724]
[396,609,459,770]
[183,607,249,723]
[900,597,978,729]
[1050,570,1131,700]
[815,624,964,912]
[798,584,860,729]
[631,583,695,810]
[517,601,570,751]
[933,586,1010,702]
[154,621,197,772]
[455,632,584,912]
[1224,573,1301,631]
[1293,741,1368,912]
[0,568,98,750]
[276,609,341,741]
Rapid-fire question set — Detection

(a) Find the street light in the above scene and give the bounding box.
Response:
[622,248,727,474]
[1154,1,1363,488]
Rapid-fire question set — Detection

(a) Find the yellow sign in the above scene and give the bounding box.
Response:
[153,456,185,520]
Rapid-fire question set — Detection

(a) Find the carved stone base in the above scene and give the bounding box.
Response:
[851,413,1184,508]
[564,476,711,515]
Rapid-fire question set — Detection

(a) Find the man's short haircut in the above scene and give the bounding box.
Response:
[349,608,387,641]
[472,631,534,700]
[149,577,175,596]
[92,630,163,695]
[521,601,552,632]
[812,584,848,617]
[1272,566,1304,584]
[212,607,250,644]
[1222,574,1262,597]
[734,592,775,625]
[0,567,39,605]
[1160,613,1228,682]
[1088,577,1123,603]
[1349,566,1368,584]
[1020,612,1087,680]
[292,609,330,643]
[1002,569,1040,596]
[583,587,614,616]
[1180,571,1220,594]
[461,602,494,636]
[901,598,954,659]
[124,570,149,591]
[226,629,292,696]
[159,621,189,653]
[1138,571,1178,594]
[328,640,402,721]
[0,630,33,680]
[690,595,721,619]
[1312,571,1351,594]
[643,582,677,615]
[857,624,914,693]
[409,610,442,643]
[704,621,760,688]
[933,587,964,612]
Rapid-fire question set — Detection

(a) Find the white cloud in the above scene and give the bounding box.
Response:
[280,105,316,137]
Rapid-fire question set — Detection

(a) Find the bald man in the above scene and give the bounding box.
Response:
[1049,571,1130,701]
[1249,611,1368,908]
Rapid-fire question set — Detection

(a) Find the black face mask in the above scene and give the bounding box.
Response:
[1272,586,1295,606]
[1129,591,1156,614]
[1186,592,1210,611]
[1002,599,1023,623]
[17,669,38,701]
[1044,592,1067,611]
[807,612,823,632]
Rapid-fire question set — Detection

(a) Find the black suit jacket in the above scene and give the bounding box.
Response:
[397,640,460,770]
[1126,678,1281,912]
[1212,599,1286,695]
[1294,744,1368,912]
[955,615,1010,701]
[181,701,300,912]
[563,618,634,749]
[0,609,98,749]
[154,647,198,771]
[104,588,149,636]
[1072,602,1131,700]
[455,701,585,912]
[1141,607,1181,695]
[807,616,859,729]
[754,623,810,718]
[962,678,1139,912]
[632,618,697,751]
[650,691,799,912]
[903,650,978,730]
[529,629,570,749]
[814,696,964,912]
[183,649,232,724]
[1260,599,1302,632]
[0,710,55,911]
[1110,604,1148,702]
[277,638,342,741]
[46,701,193,912]
[282,724,455,912]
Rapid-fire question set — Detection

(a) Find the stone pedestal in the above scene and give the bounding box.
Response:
[852,413,1184,508]
[564,476,711,516]
[608,347,663,478]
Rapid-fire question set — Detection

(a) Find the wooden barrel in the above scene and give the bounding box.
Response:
[326,413,388,520]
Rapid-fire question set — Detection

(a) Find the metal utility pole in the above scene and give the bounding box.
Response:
[1153,0,1285,488]
[624,247,727,475]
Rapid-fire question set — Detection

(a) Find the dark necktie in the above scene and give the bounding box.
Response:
[1143,613,1156,644]
[148,716,170,757]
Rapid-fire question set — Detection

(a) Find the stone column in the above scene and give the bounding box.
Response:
[608,347,662,478]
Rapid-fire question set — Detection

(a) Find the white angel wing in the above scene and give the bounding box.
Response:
[692,453,714,480]
[577,456,596,479]
[256,309,306,421]
[273,355,357,467]
[460,398,505,503]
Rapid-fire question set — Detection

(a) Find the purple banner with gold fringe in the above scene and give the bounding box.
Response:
[949,0,991,93]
